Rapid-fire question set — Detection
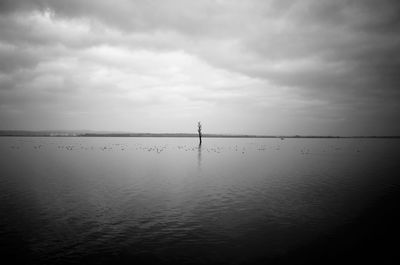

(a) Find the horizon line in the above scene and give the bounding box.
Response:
[0,130,399,138]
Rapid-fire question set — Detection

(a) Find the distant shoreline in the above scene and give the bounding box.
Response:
[0,131,399,138]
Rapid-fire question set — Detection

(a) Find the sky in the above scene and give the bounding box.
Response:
[0,0,399,135]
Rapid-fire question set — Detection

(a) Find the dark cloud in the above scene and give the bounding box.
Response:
[194,0,400,106]
[0,46,39,73]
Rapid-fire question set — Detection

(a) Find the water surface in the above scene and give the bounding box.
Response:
[0,137,399,264]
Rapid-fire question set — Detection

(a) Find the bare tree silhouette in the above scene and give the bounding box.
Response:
[198,121,202,145]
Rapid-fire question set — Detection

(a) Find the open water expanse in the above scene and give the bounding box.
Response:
[0,137,399,264]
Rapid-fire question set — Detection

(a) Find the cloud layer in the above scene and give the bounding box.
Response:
[1,0,399,135]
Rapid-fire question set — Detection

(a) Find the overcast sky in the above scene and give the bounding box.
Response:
[0,0,399,135]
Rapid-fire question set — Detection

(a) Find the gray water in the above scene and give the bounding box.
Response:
[0,137,399,264]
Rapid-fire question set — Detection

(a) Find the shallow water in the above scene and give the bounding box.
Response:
[0,137,399,264]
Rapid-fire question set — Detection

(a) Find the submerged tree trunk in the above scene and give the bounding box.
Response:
[198,122,202,145]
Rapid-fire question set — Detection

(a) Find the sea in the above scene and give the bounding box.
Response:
[0,137,399,264]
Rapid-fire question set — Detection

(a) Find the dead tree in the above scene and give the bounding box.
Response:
[197,121,202,145]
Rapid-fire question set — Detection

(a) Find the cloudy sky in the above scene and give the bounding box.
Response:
[0,0,399,135]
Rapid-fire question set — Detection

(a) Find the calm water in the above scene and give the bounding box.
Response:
[0,137,399,264]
